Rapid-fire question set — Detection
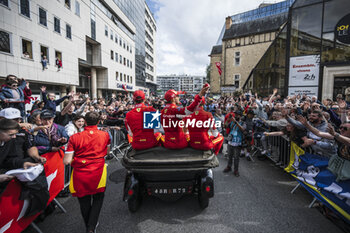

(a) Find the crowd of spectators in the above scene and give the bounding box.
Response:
[0,74,349,199]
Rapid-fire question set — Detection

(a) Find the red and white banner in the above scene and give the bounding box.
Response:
[0,151,65,233]
[215,62,222,76]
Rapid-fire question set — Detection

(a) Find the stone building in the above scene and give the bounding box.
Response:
[209,0,293,95]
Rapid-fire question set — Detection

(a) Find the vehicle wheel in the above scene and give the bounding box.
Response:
[128,193,142,213]
[198,192,209,209]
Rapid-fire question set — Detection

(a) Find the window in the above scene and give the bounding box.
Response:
[123,41,125,49]
[130,76,132,83]
[105,25,108,37]
[115,52,118,62]
[235,81,239,88]
[39,7,47,26]
[115,35,118,43]
[110,30,113,40]
[120,73,122,81]
[110,50,114,60]
[0,30,11,53]
[130,46,132,53]
[235,74,240,80]
[54,17,61,33]
[66,24,72,39]
[75,1,80,16]
[55,50,62,64]
[127,75,129,83]
[0,0,9,7]
[123,57,126,66]
[124,74,126,82]
[20,0,30,18]
[119,38,122,46]
[40,45,49,62]
[130,61,132,69]
[119,55,122,64]
[127,59,129,67]
[65,0,71,9]
[116,72,118,81]
[235,51,240,66]
[21,39,33,59]
[127,44,129,51]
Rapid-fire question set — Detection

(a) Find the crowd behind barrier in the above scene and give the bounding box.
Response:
[0,74,350,231]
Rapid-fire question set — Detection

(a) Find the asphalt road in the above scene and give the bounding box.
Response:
[25,154,344,233]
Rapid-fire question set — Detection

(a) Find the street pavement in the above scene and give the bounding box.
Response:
[25,154,344,233]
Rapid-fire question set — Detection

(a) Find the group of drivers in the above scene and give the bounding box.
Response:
[125,84,223,154]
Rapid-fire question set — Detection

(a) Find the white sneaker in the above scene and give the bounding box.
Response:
[261,150,267,155]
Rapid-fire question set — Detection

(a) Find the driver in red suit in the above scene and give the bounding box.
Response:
[160,84,210,149]
[184,97,224,155]
[125,90,162,150]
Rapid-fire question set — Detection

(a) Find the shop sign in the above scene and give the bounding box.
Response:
[288,86,318,97]
[221,86,236,93]
[117,83,133,90]
[335,13,350,44]
[289,55,320,87]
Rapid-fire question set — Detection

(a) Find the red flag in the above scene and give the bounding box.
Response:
[122,84,128,93]
[215,62,222,75]
[0,151,65,233]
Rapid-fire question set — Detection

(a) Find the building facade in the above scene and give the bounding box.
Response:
[0,0,140,98]
[144,2,157,95]
[243,0,350,100]
[209,0,294,95]
[157,75,205,96]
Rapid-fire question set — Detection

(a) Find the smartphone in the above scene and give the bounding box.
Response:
[296,107,303,115]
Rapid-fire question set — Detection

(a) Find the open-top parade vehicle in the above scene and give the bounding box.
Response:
[121,146,219,212]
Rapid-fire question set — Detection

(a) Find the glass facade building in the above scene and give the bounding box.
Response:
[216,0,294,45]
[243,0,350,99]
[113,0,146,87]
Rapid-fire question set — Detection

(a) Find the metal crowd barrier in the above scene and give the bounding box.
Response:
[265,135,291,168]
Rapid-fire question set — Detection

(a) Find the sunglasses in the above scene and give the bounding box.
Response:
[340,126,348,131]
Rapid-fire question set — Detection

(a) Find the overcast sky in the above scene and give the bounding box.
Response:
[145,0,285,76]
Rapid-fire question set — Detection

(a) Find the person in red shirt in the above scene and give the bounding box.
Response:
[160,84,210,149]
[125,90,162,150]
[184,97,224,154]
[224,107,235,136]
[63,112,110,233]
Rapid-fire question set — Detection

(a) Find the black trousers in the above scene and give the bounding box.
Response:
[77,192,105,231]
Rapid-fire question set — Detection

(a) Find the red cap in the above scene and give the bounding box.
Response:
[133,90,145,101]
[164,89,179,102]
[204,83,210,88]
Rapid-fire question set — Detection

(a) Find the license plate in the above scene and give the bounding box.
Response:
[152,187,190,195]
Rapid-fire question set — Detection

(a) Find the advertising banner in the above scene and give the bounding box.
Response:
[289,55,320,87]
[335,13,350,45]
[288,86,318,97]
[285,142,350,224]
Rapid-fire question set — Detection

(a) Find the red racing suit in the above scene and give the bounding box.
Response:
[161,95,202,149]
[125,103,162,150]
[184,107,224,155]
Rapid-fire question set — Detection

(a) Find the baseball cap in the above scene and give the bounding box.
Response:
[336,94,344,99]
[235,110,243,116]
[133,90,145,101]
[164,89,179,102]
[6,164,44,182]
[247,110,255,115]
[0,107,21,119]
[40,109,55,119]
